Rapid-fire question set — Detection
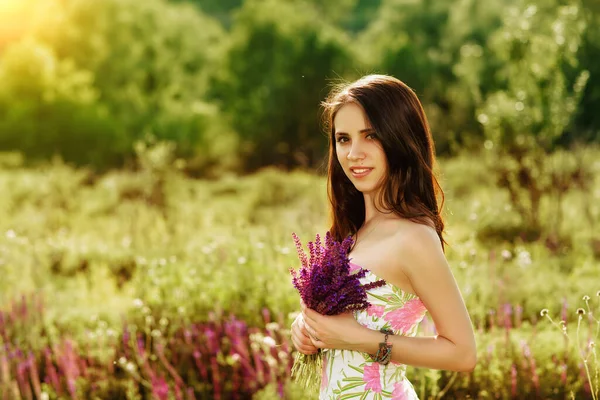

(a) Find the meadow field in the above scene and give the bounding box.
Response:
[0,146,599,399]
[1,1,599,397]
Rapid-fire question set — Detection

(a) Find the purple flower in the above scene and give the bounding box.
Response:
[289,231,385,390]
[290,232,384,317]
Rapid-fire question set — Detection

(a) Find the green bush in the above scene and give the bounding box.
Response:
[0,0,237,172]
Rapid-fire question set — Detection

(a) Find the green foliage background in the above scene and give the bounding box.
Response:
[0,0,598,172]
[0,0,599,398]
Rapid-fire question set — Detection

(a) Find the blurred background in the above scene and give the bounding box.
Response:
[0,0,599,398]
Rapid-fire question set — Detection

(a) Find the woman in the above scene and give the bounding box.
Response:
[290,75,477,399]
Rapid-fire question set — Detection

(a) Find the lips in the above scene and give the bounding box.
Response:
[350,167,373,178]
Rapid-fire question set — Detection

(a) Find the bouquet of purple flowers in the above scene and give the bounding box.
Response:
[289,231,385,390]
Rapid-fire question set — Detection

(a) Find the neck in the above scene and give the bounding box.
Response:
[362,191,390,226]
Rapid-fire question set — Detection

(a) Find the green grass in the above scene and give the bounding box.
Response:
[1,149,599,329]
[0,148,599,398]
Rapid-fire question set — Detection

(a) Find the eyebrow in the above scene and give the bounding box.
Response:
[334,128,376,136]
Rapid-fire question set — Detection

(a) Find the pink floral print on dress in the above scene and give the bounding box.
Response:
[363,363,382,393]
[392,380,411,400]
[367,304,385,318]
[387,298,427,333]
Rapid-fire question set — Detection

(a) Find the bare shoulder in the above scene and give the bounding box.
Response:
[394,219,440,247]
[387,219,446,279]
[358,219,445,296]
[387,219,442,255]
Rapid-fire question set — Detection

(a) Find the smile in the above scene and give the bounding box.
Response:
[350,168,373,178]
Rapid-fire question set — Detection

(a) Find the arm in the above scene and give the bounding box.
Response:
[302,225,477,372]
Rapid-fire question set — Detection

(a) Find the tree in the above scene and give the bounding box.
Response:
[0,38,121,167]
[472,0,589,234]
[570,0,600,142]
[441,0,513,150]
[212,0,355,170]
[0,0,234,172]
[356,0,462,154]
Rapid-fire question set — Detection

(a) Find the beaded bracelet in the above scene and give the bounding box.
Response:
[369,328,393,365]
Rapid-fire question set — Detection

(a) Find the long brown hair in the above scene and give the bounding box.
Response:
[322,75,446,250]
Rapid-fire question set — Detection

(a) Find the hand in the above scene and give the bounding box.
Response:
[291,312,319,355]
[301,303,369,351]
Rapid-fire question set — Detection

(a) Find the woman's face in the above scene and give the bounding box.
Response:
[334,102,388,195]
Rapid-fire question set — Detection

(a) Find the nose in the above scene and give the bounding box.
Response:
[347,141,366,161]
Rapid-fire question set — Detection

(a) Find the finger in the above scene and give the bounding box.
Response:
[301,316,314,334]
[299,341,318,353]
[292,324,307,341]
[298,347,318,355]
[309,336,323,349]
[302,320,320,342]
[301,311,314,326]
[294,334,318,354]
[302,307,319,324]
[299,321,312,339]
[299,317,313,332]
[300,330,317,345]
[292,325,316,347]
[302,314,320,337]
[302,348,318,354]
[292,333,318,354]
[297,337,318,350]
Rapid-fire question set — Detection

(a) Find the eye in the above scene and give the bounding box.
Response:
[366,133,378,140]
[336,136,349,143]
